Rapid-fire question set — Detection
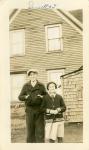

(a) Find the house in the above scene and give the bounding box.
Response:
[9,9,83,122]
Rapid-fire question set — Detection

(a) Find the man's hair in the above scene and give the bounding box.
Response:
[47,82,57,90]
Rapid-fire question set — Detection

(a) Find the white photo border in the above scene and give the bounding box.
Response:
[0,0,89,150]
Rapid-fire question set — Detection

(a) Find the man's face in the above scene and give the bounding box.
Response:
[29,72,38,82]
[48,83,56,94]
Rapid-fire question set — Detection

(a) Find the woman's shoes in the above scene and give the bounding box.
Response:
[57,137,63,143]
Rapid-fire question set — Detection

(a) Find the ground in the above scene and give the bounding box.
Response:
[11,105,83,143]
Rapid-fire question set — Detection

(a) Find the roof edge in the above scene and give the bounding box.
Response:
[9,9,83,34]
[53,9,83,34]
[61,66,83,78]
[9,9,21,24]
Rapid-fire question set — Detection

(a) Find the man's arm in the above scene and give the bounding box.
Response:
[41,84,47,96]
[40,96,47,113]
[18,84,29,101]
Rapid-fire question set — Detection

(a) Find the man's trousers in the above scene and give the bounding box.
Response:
[26,107,45,143]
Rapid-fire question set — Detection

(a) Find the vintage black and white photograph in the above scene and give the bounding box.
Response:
[9,8,83,143]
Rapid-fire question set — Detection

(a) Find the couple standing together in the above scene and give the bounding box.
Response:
[18,69,66,143]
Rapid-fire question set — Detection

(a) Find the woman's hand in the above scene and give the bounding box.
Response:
[50,110,55,114]
[49,109,59,115]
[53,110,58,115]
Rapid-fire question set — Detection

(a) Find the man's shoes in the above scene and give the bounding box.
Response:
[49,139,55,143]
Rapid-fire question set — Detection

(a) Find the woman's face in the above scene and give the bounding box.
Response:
[29,72,38,82]
[48,83,56,94]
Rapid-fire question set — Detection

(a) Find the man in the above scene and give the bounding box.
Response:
[18,69,46,143]
[40,82,66,143]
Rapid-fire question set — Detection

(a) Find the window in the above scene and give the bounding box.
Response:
[10,29,25,56]
[10,74,26,101]
[45,24,63,52]
[47,69,64,95]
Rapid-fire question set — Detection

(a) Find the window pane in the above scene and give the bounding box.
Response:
[48,72,62,86]
[13,31,24,43]
[10,74,26,101]
[11,90,20,101]
[11,43,24,55]
[48,39,61,51]
[11,75,25,87]
[48,70,64,95]
[10,30,25,56]
[48,27,60,39]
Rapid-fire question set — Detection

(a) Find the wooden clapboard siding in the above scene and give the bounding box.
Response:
[10,9,83,84]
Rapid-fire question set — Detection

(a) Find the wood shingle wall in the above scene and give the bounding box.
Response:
[61,68,83,122]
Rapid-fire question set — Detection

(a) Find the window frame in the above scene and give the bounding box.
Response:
[47,69,64,86]
[10,29,25,57]
[47,69,64,95]
[45,24,63,52]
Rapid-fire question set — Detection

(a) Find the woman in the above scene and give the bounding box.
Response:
[41,82,66,143]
